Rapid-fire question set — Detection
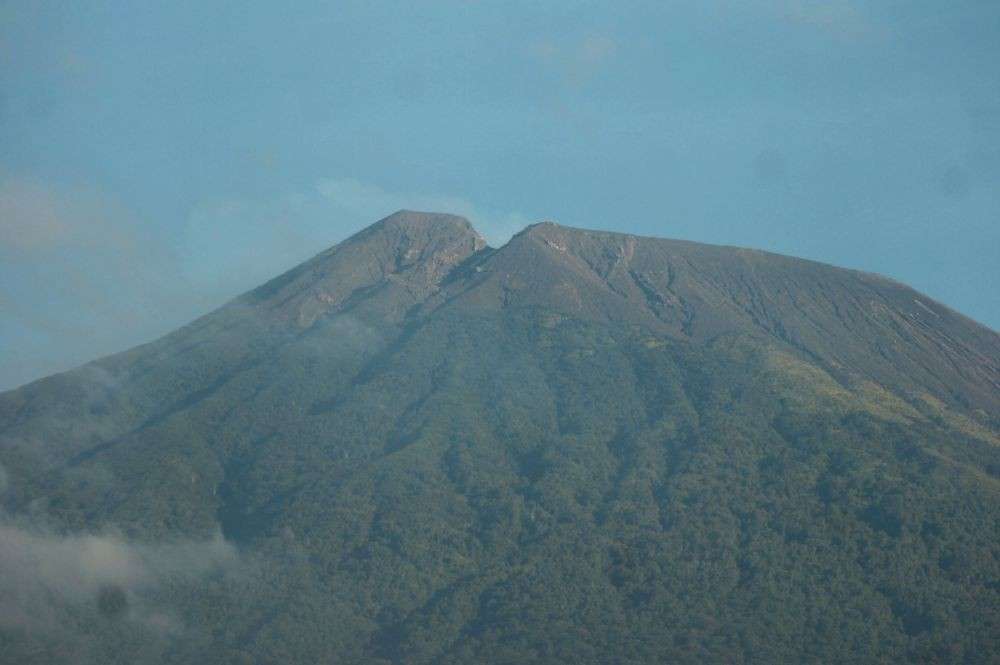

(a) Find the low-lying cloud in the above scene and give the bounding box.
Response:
[0,514,242,662]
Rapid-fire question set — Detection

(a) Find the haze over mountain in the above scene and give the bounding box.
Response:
[1,211,998,664]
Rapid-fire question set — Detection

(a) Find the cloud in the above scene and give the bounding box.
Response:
[783,0,865,28]
[529,33,618,89]
[0,179,71,251]
[772,0,879,40]
[180,177,528,302]
[0,178,189,389]
[0,521,237,610]
[0,178,143,254]
[579,35,617,65]
[1,174,531,390]
[0,517,240,659]
[0,178,172,304]
[315,177,529,246]
[702,0,878,41]
[180,196,323,289]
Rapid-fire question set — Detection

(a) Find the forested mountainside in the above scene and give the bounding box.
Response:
[1,211,998,664]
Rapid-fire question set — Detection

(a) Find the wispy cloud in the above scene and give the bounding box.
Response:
[180,177,528,293]
[0,514,241,661]
[529,33,618,89]
[0,178,187,389]
[0,179,72,251]
[782,0,876,39]
[0,179,137,253]
[1,175,531,390]
[315,177,529,246]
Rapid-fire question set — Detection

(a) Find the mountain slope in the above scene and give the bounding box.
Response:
[1,211,998,664]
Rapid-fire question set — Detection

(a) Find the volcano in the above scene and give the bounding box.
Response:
[1,211,998,664]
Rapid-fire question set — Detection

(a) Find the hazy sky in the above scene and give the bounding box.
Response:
[1,1,998,390]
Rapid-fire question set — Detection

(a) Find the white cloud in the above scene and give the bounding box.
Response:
[782,0,872,36]
[0,178,192,389]
[0,519,237,637]
[1,174,532,390]
[180,176,528,298]
[316,177,529,246]
[0,179,138,253]
[0,179,70,250]
[529,33,618,89]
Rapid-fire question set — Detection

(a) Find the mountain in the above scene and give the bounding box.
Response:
[1,210,998,664]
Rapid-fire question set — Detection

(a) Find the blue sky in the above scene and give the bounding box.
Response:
[1,1,998,389]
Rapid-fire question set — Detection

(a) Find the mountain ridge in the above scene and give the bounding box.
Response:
[2,210,997,464]
[6,209,998,390]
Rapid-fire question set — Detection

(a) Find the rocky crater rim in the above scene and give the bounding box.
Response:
[378,210,801,259]
[379,210,865,271]
[324,210,997,336]
[375,209,479,230]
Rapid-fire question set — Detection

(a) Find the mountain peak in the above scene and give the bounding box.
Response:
[245,210,486,326]
[521,219,562,232]
[374,209,479,233]
[440,216,1000,412]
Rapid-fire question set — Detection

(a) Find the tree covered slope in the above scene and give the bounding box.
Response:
[1,211,998,664]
